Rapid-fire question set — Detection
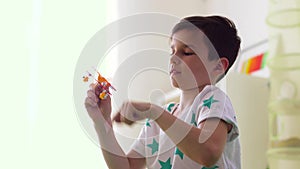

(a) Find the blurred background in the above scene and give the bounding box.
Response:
[1,0,299,169]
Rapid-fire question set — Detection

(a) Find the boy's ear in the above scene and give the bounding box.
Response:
[215,57,229,73]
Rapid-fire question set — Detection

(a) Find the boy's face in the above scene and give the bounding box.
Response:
[169,29,219,90]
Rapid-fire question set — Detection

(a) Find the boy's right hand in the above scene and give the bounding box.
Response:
[84,83,112,124]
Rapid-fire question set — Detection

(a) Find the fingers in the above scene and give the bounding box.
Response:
[112,103,135,125]
[86,83,101,108]
[112,113,121,123]
[122,118,134,125]
[112,102,142,125]
[89,83,96,90]
[89,82,108,100]
[87,89,99,103]
[112,112,134,125]
[89,83,98,95]
[85,97,98,107]
[94,83,103,96]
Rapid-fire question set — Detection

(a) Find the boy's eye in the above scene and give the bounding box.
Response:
[184,52,194,56]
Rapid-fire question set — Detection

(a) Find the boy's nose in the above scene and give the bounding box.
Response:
[170,54,180,65]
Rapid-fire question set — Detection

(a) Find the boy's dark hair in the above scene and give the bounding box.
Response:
[171,15,241,77]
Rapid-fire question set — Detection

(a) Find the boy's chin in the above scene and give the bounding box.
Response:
[170,79,204,91]
[171,82,178,88]
[172,83,197,91]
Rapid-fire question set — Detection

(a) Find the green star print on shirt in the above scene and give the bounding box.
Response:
[167,103,175,112]
[147,138,159,155]
[159,157,172,169]
[190,113,197,126]
[203,95,218,109]
[145,118,151,127]
[174,147,184,159]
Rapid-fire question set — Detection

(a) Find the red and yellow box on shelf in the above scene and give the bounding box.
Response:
[241,52,269,74]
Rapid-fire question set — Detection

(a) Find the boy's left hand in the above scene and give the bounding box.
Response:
[112,102,164,125]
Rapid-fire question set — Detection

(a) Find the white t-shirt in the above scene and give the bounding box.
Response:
[131,85,241,169]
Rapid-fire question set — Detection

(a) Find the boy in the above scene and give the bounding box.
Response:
[85,15,241,169]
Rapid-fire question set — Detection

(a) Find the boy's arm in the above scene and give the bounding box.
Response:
[93,121,146,169]
[85,85,146,169]
[111,101,228,167]
[152,108,228,167]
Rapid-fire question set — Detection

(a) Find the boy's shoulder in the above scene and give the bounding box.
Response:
[194,85,230,105]
[199,85,225,97]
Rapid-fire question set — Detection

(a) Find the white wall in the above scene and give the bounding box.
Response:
[0,0,114,169]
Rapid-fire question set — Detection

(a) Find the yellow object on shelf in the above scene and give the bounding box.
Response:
[267,54,300,101]
[266,1,300,169]
[268,56,300,146]
[269,110,300,143]
[268,148,300,169]
[266,8,300,28]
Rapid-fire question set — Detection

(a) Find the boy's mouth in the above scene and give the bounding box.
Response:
[170,69,181,76]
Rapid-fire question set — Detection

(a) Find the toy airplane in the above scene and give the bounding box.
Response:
[83,69,116,100]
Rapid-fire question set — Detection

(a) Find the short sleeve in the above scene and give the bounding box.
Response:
[130,124,147,157]
[196,86,239,142]
[130,103,177,157]
[130,119,161,157]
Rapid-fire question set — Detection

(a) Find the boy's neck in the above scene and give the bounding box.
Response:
[179,84,208,110]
